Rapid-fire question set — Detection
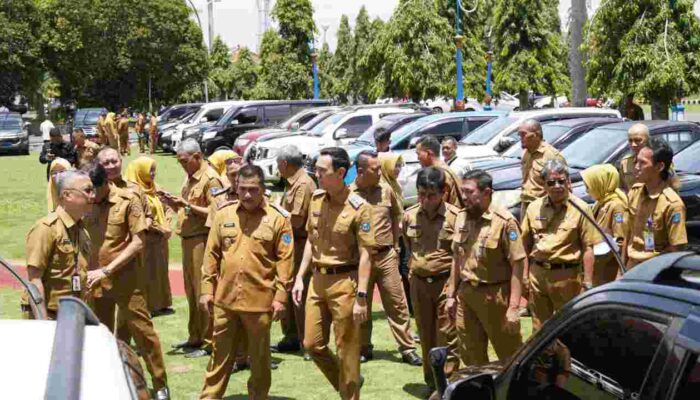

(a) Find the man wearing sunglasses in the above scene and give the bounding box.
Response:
[22,170,95,320]
[521,159,601,330]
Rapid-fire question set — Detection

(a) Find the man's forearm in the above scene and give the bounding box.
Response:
[447,254,461,299]
[509,259,524,308]
[357,247,371,294]
[188,204,209,217]
[582,246,594,284]
[296,240,313,280]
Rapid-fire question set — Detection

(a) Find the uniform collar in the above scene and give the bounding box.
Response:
[530,141,548,156]
[419,202,447,219]
[55,206,77,229]
[287,167,306,186]
[481,204,496,221]
[235,199,269,216]
[643,181,667,199]
[192,160,209,181]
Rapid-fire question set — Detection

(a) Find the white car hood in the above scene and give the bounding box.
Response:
[259,135,324,153]
[455,144,499,159]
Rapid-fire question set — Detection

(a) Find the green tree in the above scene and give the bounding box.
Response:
[209,36,234,99]
[328,15,355,103]
[364,0,453,102]
[352,6,373,103]
[585,0,700,119]
[492,0,570,109]
[317,42,333,99]
[230,47,259,100]
[0,0,43,104]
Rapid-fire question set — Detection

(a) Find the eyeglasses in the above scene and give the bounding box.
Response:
[65,187,95,198]
[545,179,567,187]
[225,157,244,165]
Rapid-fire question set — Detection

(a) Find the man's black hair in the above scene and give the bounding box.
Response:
[81,161,108,187]
[645,137,674,181]
[319,147,350,178]
[238,164,265,186]
[416,166,445,192]
[417,135,441,156]
[462,169,493,191]
[374,127,391,144]
[356,150,378,170]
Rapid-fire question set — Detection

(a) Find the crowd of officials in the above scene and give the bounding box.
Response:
[21,114,687,399]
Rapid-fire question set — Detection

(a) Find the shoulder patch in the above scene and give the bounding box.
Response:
[671,212,682,224]
[508,230,518,241]
[348,193,366,210]
[282,233,292,244]
[614,212,624,224]
[217,200,238,210]
[269,203,290,218]
[360,222,371,232]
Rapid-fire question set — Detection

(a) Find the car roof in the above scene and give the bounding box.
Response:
[546,116,623,128]
[381,112,429,121]
[585,120,700,132]
[510,107,621,118]
[417,111,508,123]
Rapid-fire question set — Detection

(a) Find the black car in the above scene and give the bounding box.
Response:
[72,108,106,140]
[435,251,700,400]
[0,112,29,155]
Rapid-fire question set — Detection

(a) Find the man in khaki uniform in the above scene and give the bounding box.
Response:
[447,169,524,367]
[135,112,146,153]
[416,135,464,208]
[73,128,100,168]
[521,159,601,330]
[402,167,461,389]
[625,137,687,269]
[618,123,650,192]
[351,150,420,365]
[118,112,131,156]
[291,147,373,400]
[441,137,458,168]
[22,171,94,320]
[163,138,224,357]
[272,145,317,354]
[105,112,119,150]
[96,112,107,146]
[149,113,158,155]
[199,165,294,400]
[82,162,169,399]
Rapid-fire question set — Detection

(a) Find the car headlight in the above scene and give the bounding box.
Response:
[235,138,250,148]
[492,189,522,209]
[183,127,200,138]
[202,130,217,141]
[263,147,279,160]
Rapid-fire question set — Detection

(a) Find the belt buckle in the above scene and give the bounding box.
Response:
[320,267,327,275]
[426,277,434,283]
[470,280,478,287]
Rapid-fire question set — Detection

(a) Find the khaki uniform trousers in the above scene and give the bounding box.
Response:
[92,286,168,390]
[456,281,522,366]
[593,253,618,287]
[149,132,157,154]
[280,237,308,343]
[183,235,212,348]
[361,248,415,355]
[529,262,581,330]
[120,131,130,155]
[303,270,361,400]
[409,274,459,386]
[200,307,272,400]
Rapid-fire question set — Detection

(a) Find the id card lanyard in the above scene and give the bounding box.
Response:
[70,227,81,293]
[643,216,655,252]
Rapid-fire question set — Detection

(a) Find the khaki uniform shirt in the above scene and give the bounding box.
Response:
[440,165,465,209]
[282,168,316,239]
[202,201,294,312]
[350,182,402,248]
[402,202,459,277]
[618,155,636,193]
[149,117,157,135]
[25,207,90,311]
[306,189,374,267]
[521,142,566,203]
[117,118,129,136]
[522,195,602,264]
[452,204,526,284]
[136,115,145,133]
[104,119,118,141]
[593,199,628,250]
[626,183,687,265]
[84,187,147,289]
[96,117,106,140]
[75,141,100,167]
[177,162,224,238]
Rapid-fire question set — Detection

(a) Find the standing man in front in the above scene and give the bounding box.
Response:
[350,150,420,365]
[272,145,317,355]
[291,147,373,400]
[135,112,147,153]
[625,137,687,269]
[199,165,294,399]
[82,162,169,399]
[447,169,524,367]
[415,136,464,208]
[165,138,224,358]
[521,160,601,329]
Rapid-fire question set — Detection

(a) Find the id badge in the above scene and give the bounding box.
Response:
[72,275,81,292]
[644,231,655,251]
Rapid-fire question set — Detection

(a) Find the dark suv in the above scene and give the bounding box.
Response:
[0,112,29,155]
[434,252,700,400]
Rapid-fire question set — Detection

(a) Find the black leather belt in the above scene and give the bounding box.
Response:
[314,264,357,275]
[464,280,508,287]
[534,260,580,270]
[414,271,450,283]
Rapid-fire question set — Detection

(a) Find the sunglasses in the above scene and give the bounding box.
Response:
[545,179,567,187]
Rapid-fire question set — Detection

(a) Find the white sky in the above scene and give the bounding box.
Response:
[190,0,698,53]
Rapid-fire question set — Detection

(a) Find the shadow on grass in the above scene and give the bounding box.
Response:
[224,396,294,400]
[403,382,432,399]
[372,349,403,364]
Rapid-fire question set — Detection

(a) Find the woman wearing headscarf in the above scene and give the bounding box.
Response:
[581,164,629,286]
[47,158,74,212]
[207,148,239,179]
[126,156,173,313]
[104,112,119,150]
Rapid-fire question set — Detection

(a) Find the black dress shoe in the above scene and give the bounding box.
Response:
[303,352,312,361]
[231,361,250,373]
[270,339,301,353]
[401,350,423,366]
[171,340,200,349]
[359,350,373,363]
[184,348,211,358]
[271,361,279,370]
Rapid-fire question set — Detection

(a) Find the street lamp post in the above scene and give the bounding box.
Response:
[454,0,465,110]
[312,52,320,100]
[187,0,220,103]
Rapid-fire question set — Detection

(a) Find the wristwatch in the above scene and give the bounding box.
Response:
[184,203,192,215]
[356,291,368,299]
[583,281,593,291]
[101,266,112,278]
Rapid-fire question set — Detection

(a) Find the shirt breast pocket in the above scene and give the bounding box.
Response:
[332,217,352,239]
[438,228,454,250]
[220,228,239,251]
[55,240,76,266]
[480,237,500,259]
[253,227,275,243]
[106,209,126,239]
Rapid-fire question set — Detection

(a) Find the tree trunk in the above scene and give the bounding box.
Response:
[651,97,669,120]
[519,90,529,110]
[569,0,588,107]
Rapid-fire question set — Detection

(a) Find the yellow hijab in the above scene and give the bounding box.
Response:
[581,164,629,215]
[379,153,404,204]
[125,156,166,226]
[208,149,239,176]
[47,158,74,212]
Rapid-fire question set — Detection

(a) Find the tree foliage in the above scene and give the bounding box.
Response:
[317,42,333,99]
[0,0,43,102]
[327,15,355,103]
[209,36,233,99]
[585,0,700,118]
[492,0,570,108]
[230,47,258,100]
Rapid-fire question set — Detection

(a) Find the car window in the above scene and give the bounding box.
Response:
[562,127,628,169]
[301,112,334,131]
[204,108,224,122]
[308,112,349,137]
[0,118,21,130]
[236,107,259,124]
[674,140,700,174]
[264,105,291,124]
[514,310,667,400]
[659,130,700,153]
[338,115,373,138]
[464,118,491,134]
[357,119,395,144]
[421,120,464,139]
[295,112,317,126]
[673,353,700,400]
[460,116,518,145]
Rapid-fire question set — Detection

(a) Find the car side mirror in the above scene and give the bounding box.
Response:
[23,122,31,128]
[291,122,300,131]
[230,119,240,126]
[409,136,421,149]
[444,373,495,400]
[495,136,517,153]
[200,117,208,124]
[335,128,349,139]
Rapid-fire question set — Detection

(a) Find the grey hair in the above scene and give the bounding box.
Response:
[442,137,458,147]
[521,118,543,137]
[56,170,89,197]
[540,159,569,180]
[276,145,304,167]
[176,138,201,154]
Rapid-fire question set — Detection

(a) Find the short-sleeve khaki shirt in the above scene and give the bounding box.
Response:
[177,162,224,237]
[626,183,687,266]
[441,165,465,209]
[452,204,526,284]
[306,189,374,267]
[593,199,628,250]
[202,201,294,312]
[25,207,90,311]
[402,202,459,277]
[350,182,401,248]
[521,142,566,203]
[521,195,602,264]
[282,167,316,238]
[618,155,636,193]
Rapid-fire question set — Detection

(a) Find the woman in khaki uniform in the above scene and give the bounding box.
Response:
[126,156,174,313]
[581,164,629,286]
[104,112,119,150]
[207,149,238,179]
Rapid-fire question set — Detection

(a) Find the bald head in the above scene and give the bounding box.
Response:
[628,123,650,155]
[518,119,543,152]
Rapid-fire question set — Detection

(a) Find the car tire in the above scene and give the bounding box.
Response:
[432,107,443,114]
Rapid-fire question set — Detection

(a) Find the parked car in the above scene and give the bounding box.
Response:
[162,101,240,153]
[72,108,107,140]
[146,103,202,135]
[0,112,29,155]
[233,106,341,155]
[157,109,199,151]
[434,251,700,400]
[200,100,331,155]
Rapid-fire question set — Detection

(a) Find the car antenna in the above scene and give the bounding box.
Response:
[567,198,627,275]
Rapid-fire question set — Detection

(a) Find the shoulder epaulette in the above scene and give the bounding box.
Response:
[312,189,326,197]
[42,213,59,226]
[217,200,238,210]
[210,187,228,197]
[348,193,366,210]
[662,186,683,204]
[269,203,290,218]
[491,205,515,221]
[444,203,460,215]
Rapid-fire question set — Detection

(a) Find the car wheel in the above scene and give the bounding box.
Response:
[465,108,475,111]
[432,107,443,114]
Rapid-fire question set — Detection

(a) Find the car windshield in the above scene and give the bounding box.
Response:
[502,124,572,159]
[561,127,628,169]
[76,111,101,125]
[357,120,394,144]
[460,116,518,145]
[215,106,238,126]
[389,118,434,143]
[300,112,333,131]
[674,140,700,174]
[0,118,21,130]
[308,112,349,137]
